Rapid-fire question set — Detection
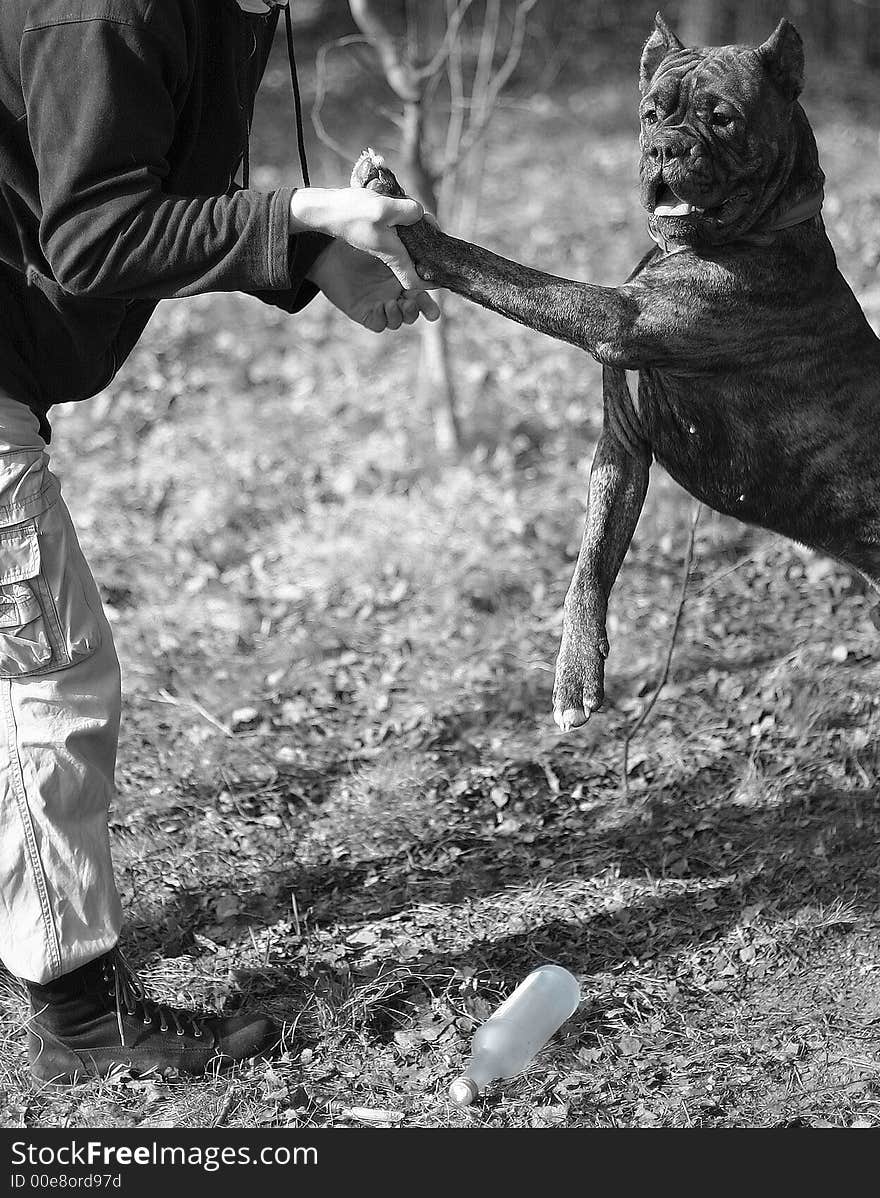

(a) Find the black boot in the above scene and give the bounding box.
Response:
[27,948,282,1084]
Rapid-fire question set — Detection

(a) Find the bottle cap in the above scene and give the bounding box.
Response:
[448,1076,480,1106]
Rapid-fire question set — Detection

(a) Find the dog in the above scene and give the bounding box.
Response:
[352,15,880,736]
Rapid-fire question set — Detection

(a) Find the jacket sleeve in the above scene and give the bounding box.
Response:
[20,15,320,304]
[234,208,332,315]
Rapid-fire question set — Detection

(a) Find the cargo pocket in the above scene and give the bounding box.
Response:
[0,523,55,676]
[0,496,101,679]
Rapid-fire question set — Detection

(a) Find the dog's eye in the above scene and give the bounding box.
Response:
[642,108,658,125]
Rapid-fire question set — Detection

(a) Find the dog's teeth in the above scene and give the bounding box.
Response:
[655,199,695,217]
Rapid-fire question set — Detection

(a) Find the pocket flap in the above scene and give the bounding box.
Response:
[0,525,40,585]
[0,581,41,629]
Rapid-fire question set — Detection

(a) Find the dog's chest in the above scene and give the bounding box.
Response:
[634,368,782,522]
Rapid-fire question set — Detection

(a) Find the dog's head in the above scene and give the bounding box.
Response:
[638,13,822,248]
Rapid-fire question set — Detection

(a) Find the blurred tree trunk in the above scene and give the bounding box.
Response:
[349,0,461,453]
[863,9,880,69]
[812,0,838,59]
[680,0,736,47]
[733,1,772,44]
[344,0,538,455]
[398,89,461,453]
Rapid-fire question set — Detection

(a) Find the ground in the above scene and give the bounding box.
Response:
[2,26,880,1130]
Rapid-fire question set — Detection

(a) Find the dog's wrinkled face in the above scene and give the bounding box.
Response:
[639,15,805,246]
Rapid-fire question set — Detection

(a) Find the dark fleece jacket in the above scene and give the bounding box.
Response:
[0,0,330,439]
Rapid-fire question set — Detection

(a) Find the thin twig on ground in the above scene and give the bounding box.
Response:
[211,1085,237,1129]
[621,502,702,799]
[152,687,233,737]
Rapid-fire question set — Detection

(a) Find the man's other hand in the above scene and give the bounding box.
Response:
[306,239,441,332]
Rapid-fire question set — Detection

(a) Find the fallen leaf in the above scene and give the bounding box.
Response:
[231,706,259,727]
[347,926,380,946]
[619,1035,642,1057]
[531,1104,569,1127]
[214,895,240,921]
[340,1107,405,1125]
[490,785,509,809]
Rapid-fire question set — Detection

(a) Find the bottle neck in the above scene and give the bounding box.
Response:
[465,1048,504,1091]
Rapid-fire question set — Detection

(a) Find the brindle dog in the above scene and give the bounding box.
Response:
[353,15,880,735]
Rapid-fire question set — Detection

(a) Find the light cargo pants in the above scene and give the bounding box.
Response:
[0,393,122,984]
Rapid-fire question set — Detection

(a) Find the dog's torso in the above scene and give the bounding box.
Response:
[620,225,880,575]
[352,15,880,729]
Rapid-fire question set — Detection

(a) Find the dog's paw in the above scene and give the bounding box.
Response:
[552,623,609,732]
[350,148,406,198]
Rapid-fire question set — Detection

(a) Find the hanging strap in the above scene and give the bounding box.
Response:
[284,3,310,187]
[240,3,309,190]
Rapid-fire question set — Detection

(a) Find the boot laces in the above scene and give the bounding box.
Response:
[104,950,206,1047]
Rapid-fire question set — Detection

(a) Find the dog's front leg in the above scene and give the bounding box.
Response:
[351,152,642,364]
[400,221,639,362]
[553,368,651,732]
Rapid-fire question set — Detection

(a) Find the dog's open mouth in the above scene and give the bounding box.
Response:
[653,183,705,218]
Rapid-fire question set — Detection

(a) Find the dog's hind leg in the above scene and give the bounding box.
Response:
[553,368,651,731]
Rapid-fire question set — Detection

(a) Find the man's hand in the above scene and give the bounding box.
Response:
[306,238,440,332]
[290,187,426,289]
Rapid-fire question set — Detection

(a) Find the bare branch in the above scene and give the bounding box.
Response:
[376,104,407,133]
[442,0,499,222]
[440,0,540,173]
[472,0,502,116]
[405,0,419,65]
[413,0,477,82]
[311,34,372,163]
[349,0,420,102]
[621,502,702,800]
[438,0,466,213]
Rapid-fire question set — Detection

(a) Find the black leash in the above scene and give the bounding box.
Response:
[284,3,310,187]
[240,2,310,191]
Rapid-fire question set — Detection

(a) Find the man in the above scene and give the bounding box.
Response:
[0,0,439,1084]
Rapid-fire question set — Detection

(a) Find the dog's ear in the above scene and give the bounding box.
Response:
[757,18,804,101]
[640,12,684,93]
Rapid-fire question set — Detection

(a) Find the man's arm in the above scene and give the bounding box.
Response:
[245,234,333,316]
[23,16,291,300]
[21,17,424,303]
